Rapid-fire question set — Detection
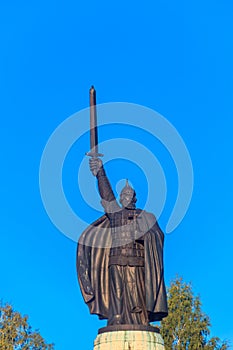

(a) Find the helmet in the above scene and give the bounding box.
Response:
[120,180,137,208]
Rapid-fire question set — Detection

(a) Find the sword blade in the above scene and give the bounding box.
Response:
[89,86,98,154]
[86,86,103,158]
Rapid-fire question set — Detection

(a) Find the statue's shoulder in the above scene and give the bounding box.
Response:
[78,214,110,246]
[136,209,156,221]
[135,209,157,230]
[91,214,109,226]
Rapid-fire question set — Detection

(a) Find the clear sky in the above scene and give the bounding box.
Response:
[0,1,233,349]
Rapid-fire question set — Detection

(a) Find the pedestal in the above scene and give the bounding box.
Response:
[93,326,164,350]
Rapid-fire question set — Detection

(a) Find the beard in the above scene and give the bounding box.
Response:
[120,198,136,209]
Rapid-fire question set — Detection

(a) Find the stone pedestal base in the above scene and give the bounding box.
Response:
[94,329,164,350]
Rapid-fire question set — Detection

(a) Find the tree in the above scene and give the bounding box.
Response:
[160,277,229,349]
[0,301,54,349]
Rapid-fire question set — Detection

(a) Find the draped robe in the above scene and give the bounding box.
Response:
[77,166,168,324]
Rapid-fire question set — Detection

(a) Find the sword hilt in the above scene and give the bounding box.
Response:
[86,151,104,158]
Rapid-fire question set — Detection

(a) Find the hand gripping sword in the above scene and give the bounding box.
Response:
[86,86,103,174]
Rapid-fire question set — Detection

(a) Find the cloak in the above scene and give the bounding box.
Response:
[77,210,168,322]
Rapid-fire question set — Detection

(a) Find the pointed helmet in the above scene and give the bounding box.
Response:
[120,179,137,207]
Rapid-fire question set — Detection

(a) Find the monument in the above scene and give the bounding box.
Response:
[77,87,168,349]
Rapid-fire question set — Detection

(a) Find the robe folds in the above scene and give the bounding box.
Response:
[77,209,168,322]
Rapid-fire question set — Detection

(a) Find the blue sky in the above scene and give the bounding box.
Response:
[0,1,233,349]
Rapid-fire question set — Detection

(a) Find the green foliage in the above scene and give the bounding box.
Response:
[0,301,54,350]
[160,278,229,350]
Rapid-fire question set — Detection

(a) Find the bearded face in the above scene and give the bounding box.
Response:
[120,189,137,209]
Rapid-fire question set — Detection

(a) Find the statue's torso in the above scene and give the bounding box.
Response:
[108,208,144,267]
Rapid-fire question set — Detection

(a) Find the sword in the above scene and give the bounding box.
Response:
[86,86,103,173]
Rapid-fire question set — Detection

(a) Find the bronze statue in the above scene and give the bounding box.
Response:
[77,87,168,327]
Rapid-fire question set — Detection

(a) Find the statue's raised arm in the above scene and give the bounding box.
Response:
[89,157,120,214]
